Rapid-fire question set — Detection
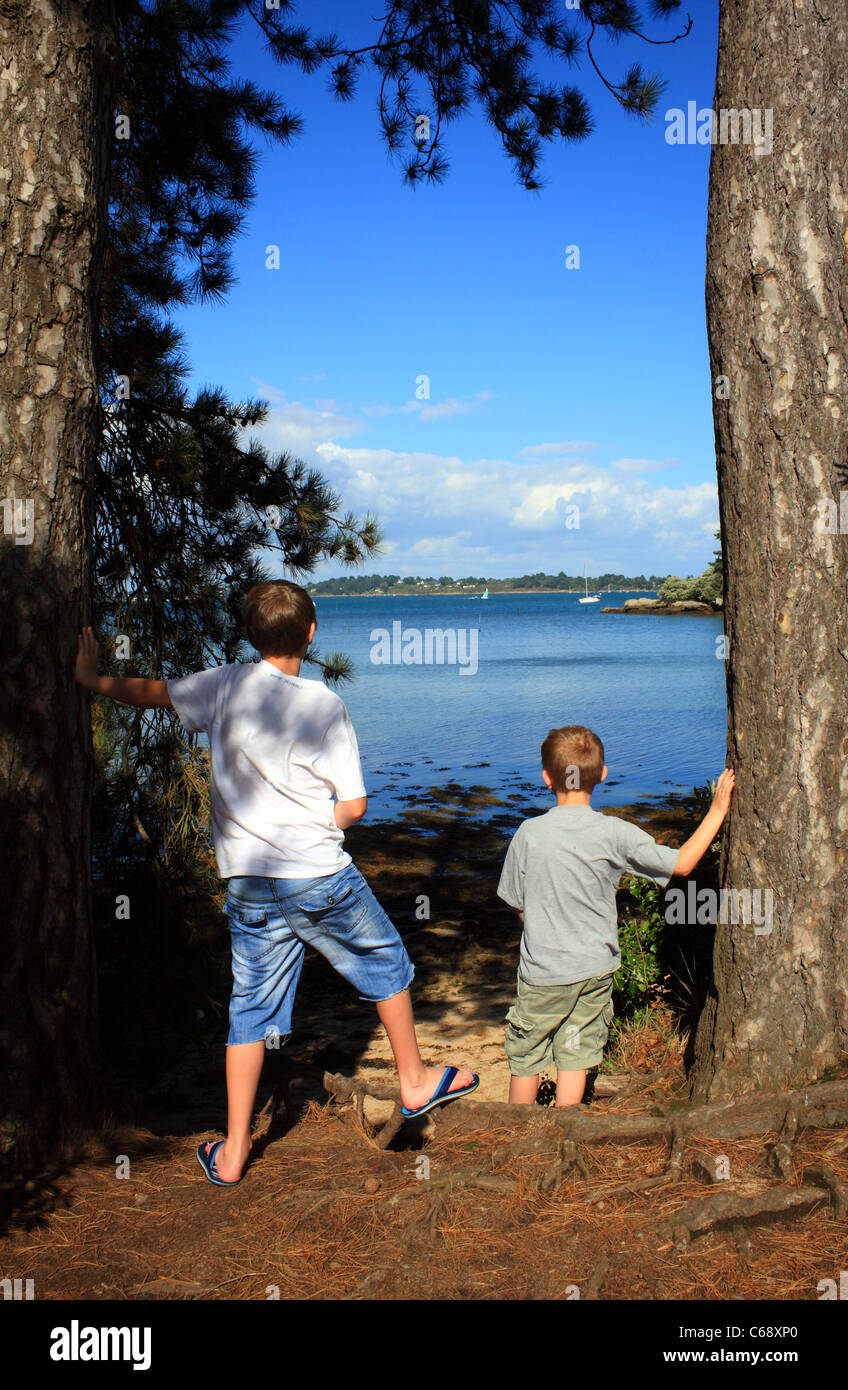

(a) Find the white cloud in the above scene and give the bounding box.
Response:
[256,399,367,453]
[609,457,680,475]
[313,440,718,576]
[519,440,609,457]
[247,396,718,578]
[249,376,287,405]
[418,391,494,421]
[360,390,494,422]
[513,477,604,528]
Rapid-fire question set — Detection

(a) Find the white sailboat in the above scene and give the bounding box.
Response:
[481,587,489,600]
[578,562,600,604]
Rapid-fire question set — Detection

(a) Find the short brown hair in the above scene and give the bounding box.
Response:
[241,580,316,656]
[541,725,605,794]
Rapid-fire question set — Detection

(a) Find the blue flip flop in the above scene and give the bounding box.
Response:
[196,1139,240,1187]
[401,1066,480,1119]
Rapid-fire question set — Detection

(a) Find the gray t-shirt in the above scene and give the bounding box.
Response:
[497,806,680,986]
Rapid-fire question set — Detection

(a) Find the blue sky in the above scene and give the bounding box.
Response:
[173,0,721,581]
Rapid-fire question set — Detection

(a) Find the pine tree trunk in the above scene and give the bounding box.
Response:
[0,1,118,1164]
[691,0,848,1098]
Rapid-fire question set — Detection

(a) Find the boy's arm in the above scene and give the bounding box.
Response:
[334,797,367,830]
[316,702,369,830]
[74,627,173,709]
[497,830,525,920]
[672,769,735,877]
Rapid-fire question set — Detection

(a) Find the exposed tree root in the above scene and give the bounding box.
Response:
[260,1066,848,1233]
[588,1123,687,1204]
[260,1064,403,1149]
[229,1063,848,1292]
[377,1164,514,1235]
[582,1254,610,1300]
[801,1162,848,1219]
[687,1149,726,1184]
[764,1095,802,1178]
[665,1182,836,1251]
[432,1079,848,1146]
[536,1138,590,1194]
[732,1224,754,1263]
[264,1063,848,1148]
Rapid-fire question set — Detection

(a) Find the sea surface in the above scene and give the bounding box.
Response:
[293,591,727,821]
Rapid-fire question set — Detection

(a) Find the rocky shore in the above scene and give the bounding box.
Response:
[602,597,722,616]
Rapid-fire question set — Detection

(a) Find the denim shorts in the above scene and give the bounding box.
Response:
[223,861,415,1046]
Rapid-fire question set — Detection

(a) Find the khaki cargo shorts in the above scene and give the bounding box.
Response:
[504,970,615,1075]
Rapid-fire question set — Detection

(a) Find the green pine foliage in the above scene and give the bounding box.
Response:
[309,0,692,188]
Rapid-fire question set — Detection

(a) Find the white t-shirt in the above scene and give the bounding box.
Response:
[167,660,367,879]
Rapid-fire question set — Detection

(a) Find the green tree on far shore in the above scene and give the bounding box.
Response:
[657,531,722,604]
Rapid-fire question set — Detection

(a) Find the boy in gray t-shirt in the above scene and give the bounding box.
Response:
[498,725,734,1107]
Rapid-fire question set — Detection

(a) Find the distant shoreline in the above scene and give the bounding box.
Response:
[312,588,660,598]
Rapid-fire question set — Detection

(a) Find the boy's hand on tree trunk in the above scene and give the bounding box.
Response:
[74,626,101,689]
[711,767,735,818]
[673,769,735,877]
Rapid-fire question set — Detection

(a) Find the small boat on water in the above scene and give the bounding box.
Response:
[579,562,600,604]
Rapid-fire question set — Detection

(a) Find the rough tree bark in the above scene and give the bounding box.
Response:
[0,0,118,1164]
[691,0,848,1097]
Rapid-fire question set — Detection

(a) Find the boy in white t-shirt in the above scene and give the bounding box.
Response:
[74,581,478,1186]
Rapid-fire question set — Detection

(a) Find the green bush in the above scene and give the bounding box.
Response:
[659,533,722,604]
[614,876,667,1012]
[613,790,724,1032]
[656,574,698,602]
[692,567,722,603]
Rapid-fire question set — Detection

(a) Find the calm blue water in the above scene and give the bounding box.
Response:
[294,591,727,820]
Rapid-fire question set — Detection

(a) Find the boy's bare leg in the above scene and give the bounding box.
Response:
[508,1074,539,1104]
[376,988,475,1110]
[200,1040,264,1182]
[555,1068,586,1107]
